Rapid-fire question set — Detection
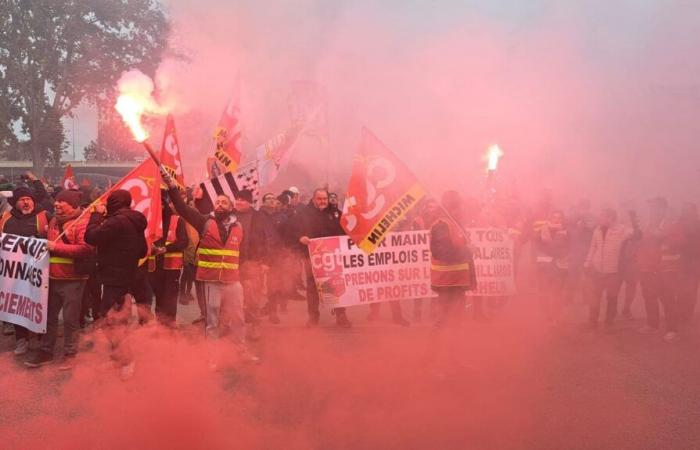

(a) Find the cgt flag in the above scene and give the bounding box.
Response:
[95,159,163,249]
[159,114,185,188]
[341,128,427,253]
[62,164,79,190]
[212,92,242,175]
[255,122,304,186]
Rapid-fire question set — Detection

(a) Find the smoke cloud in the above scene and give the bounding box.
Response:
[144,0,700,208]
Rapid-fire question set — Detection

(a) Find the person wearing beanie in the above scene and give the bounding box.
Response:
[84,189,148,379]
[233,189,269,340]
[0,175,51,356]
[25,190,94,369]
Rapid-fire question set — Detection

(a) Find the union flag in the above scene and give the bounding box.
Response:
[341,128,426,253]
[159,114,185,188]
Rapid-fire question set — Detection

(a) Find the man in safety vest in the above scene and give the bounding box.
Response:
[147,192,188,326]
[0,182,50,355]
[430,191,476,327]
[164,175,258,363]
[25,190,93,368]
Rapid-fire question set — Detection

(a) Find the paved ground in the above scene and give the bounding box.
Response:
[1,296,699,449]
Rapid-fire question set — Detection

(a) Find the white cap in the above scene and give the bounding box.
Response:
[288,186,300,195]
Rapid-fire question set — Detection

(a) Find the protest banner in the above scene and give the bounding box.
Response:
[0,233,49,333]
[308,230,433,308]
[308,228,516,307]
[465,228,516,297]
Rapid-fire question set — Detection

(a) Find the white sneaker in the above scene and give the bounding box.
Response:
[239,349,261,364]
[13,338,29,356]
[638,326,658,335]
[120,361,136,381]
[663,331,678,342]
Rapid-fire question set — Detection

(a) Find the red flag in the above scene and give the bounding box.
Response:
[159,114,185,188]
[212,90,242,174]
[62,164,79,190]
[96,159,163,250]
[341,128,427,253]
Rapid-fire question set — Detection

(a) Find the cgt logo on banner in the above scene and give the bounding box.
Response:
[308,228,517,307]
[0,233,49,333]
[308,230,433,308]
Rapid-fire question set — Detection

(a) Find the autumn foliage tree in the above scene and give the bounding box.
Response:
[0,0,169,174]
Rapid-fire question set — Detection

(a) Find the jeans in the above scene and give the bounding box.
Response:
[588,272,623,325]
[41,280,86,355]
[676,267,700,327]
[640,271,679,331]
[202,281,246,343]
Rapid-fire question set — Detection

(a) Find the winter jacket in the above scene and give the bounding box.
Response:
[84,209,148,286]
[291,203,344,255]
[584,224,638,274]
[637,220,685,273]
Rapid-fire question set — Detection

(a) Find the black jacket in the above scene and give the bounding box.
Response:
[84,209,147,286]
[292,204,344,254]
[1,207,50,237]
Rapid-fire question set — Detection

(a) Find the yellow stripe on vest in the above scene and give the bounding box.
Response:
[431,263,470,272]
[197,248,239,256]
[196,261,239,270]
[165,252,184,258]
[49,256,74,264]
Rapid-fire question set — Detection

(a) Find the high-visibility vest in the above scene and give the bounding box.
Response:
[163,215,184,270]
[430,219,472,288]
[195,218,242,283]
[0,210,48,237]
[47,216,89,280]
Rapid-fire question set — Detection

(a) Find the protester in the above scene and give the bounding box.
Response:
[583,208,640,330]
[430,191,476,327]
[676,202,700,328]
[533,210,569,324]
[618,205,641,319]
[294,188,352,327]
[165,175,259,363]
[411,198,442,322]
[233,188,269,340]
[0,183,49,355]
[148,192,188,326]
[637,197,684,341]
[566,199,595,304]
[259,192,293,324]
[84,189,148,378]
[179,190,200,307]
[25,190,93,368]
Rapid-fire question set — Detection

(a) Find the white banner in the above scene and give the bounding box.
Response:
[308,229,516,307]
[0,233,49,333]
[308,231,433,308]
[465,228,517,297]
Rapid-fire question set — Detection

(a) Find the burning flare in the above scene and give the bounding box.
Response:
[114,69,166,143]
[115,95,149,142]
[486,144,503,171]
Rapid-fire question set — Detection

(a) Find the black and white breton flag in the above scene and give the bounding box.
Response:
[198,165,260,213]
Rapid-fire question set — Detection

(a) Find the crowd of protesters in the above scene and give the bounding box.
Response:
[0,171,698,378]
